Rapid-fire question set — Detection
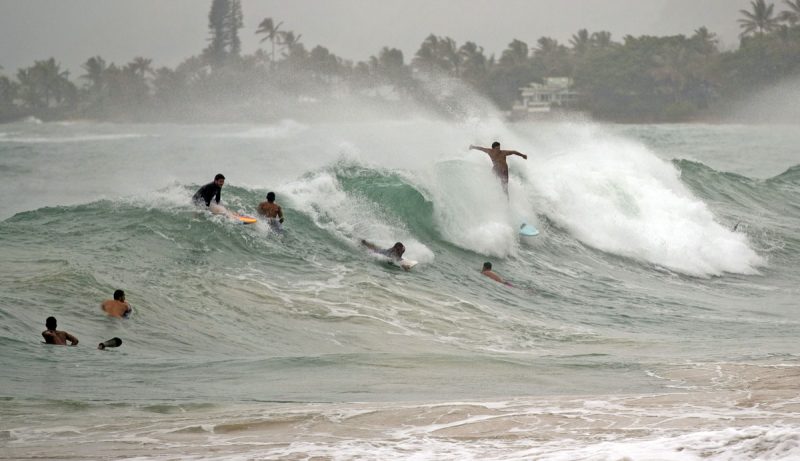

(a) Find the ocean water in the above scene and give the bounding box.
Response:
[1,116,799,460]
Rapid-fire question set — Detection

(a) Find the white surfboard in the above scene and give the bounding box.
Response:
[390,259,418,270]
[520,222,539,236]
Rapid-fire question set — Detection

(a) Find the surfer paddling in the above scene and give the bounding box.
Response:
[469,142,527,195]
[361,240,405,260]
[481,262,512,287]
[193,173,228,215]
[257,192,285,230]
[360,239,412,271]
[101,289,131,318]
[41,317,79,346]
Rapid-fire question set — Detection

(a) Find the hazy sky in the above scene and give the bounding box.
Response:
[1,0,755,75]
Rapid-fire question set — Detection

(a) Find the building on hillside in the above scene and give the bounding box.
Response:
[511,77,580,119]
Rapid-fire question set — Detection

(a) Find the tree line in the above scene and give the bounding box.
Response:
[1,0,800,123]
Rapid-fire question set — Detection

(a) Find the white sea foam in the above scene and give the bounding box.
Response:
[429,160,518,257]
[113,423,800,461]
[389,114,540,258]
[0,133,148,143]
[284,171,435,264]
[207,119,307,139]
[528,123,764,277]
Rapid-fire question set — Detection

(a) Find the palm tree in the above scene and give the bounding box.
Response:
[225,0,243,57]
[690,27,718,55]
[436,36,461,76]
[458,41,488,85]
[413,34,440,74]
[780,0,800,24]
[0,75,18,108]
[375,47,408,84]
[152,66,181,101]
[738,0,780,37]
[278,30,303,59]
[307,45,341,82]
[256,17,283,65]
[590,31,613,48]
[534,37,570,75]
[17,58,73,108]
[649,46,689,101]
[536,37,562,55]
[128,57,153,79]
[16,67,41,108]
[570,29,591,55]
[124,57,153,104]
[81,56,107,92]
[499,39,529,68]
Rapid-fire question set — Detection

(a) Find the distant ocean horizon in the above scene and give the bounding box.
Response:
[2,117,799,460]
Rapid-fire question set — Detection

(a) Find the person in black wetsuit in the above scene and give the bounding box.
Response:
[193,174,225,209]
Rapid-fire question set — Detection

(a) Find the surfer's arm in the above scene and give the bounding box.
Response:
[65,333,78,346]
[360,239,378,251]
[483,271,506,284]
[277,206,284,223]
[506,150,527,160]
[214,189,221,204]
[469,145,491,154]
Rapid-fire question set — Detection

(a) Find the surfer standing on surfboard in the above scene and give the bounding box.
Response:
[193,173,226,214]
[469,142,527,195]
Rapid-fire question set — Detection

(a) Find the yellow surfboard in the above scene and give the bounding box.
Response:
[232,213,257,224]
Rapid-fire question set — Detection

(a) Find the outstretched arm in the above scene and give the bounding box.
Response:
[360,239,379,251]
[469,145,492,154]
[505,150,528,160]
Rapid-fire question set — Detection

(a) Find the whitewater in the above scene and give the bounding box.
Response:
[1,115,799,460]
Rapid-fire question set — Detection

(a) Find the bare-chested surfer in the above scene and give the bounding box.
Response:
[481,262,512,287]
[101,289,131,318]
[257,192,285,230]
[469,142,527,194]
[41,316,79,346]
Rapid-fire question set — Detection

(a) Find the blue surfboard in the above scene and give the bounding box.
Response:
[519,222,539,237]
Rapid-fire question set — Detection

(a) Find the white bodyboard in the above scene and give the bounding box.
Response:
[389,259,418,270]
[519,222,539,236]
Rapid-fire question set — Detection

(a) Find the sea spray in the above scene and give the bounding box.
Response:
[530,123,763,276]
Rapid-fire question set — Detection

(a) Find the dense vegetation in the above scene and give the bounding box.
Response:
[1,0,800,123]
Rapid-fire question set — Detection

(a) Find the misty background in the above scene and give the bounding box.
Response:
[1,0,799,123]
[1,0,748,73]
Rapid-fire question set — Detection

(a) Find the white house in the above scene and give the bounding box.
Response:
[512,77,579,117]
